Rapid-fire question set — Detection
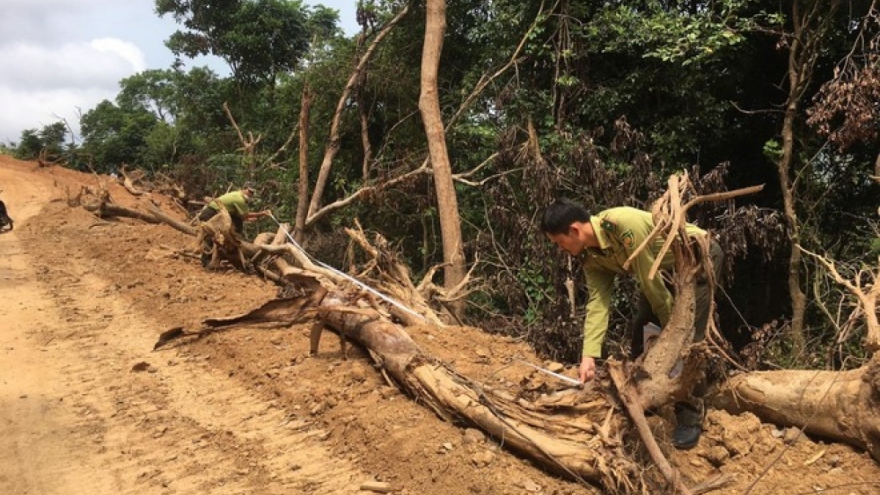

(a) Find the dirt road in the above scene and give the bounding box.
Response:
[0,160,367,494]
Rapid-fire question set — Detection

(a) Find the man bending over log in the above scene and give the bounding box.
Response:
[540,198,724,449]
[198,183,272,235]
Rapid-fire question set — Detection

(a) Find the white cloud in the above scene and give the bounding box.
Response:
[0,39,144,91]
[0,38,145,142]
[0,0,359,144]
[90,38,148,73]
[0,85,112,143]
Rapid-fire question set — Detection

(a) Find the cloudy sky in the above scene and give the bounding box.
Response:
[0,0,359,143]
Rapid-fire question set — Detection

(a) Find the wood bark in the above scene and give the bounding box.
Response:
[776,0,842,357]
[420,0,467,314]
[80,189,159,225]
[609,363,693,495]
[357,82,373,180]
[315,297,637,491]
[715,357,880,462]
[295,85,312,244]
[626,177,763,409]
[148,205,197,236]
[119,166,145,196]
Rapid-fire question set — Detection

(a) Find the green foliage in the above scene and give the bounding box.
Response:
[157,0,338,85]
[585,0,761,66]
[762,139,783,161]
[516,261,550,324]
[14,122,68,161]
[14,130,45,160]
[80,100,158,172]
[5,0,869,370]
[871,238,880,258]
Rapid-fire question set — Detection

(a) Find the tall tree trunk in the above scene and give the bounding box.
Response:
[357,84,373,181]
[419,0,466,315]
[776,0,840,357]
[779,87,807,357]
[294,85,312,244]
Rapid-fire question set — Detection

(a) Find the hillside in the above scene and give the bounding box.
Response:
[1,155,878,495]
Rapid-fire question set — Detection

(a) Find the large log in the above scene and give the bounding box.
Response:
[83,200,159,224]
[148,205,197,236]
[715,357,880,462]
[315,293,639,491]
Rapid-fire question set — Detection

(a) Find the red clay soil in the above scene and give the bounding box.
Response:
[1,154,878,495]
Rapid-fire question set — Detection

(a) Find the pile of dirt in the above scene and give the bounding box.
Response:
[3,154,879,495]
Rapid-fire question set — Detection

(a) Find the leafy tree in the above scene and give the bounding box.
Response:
[156,0,338,86]
[116,69,179,122]
[80,101,157,172]
[14,122,68,161]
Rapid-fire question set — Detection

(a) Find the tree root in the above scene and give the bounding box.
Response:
[609,361,693,495]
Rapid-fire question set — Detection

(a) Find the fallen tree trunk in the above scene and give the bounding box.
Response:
[148,205,197,235]
[315,292,637,491]
[83,197,159,224]
[714,357,880,462]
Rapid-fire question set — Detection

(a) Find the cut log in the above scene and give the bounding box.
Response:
[315,294,638,491]
[715,356,880,462]
[148,205,197,236]
[83,200,159,224]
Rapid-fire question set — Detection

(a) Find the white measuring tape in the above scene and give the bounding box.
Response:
[516,359,582,386]
[267,214,427,322]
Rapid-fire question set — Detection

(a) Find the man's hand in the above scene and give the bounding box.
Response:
[262,209,273,218]
[578,355,596,383]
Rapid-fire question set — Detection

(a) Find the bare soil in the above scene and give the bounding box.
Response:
[1,154,879,495]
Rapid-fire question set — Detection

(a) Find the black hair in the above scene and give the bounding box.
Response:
[540,198,591,234]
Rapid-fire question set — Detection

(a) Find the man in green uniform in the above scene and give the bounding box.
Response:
[540,197,723,449]
[198,183,271,235]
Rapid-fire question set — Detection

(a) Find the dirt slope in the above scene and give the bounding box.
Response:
[1,155,879,495]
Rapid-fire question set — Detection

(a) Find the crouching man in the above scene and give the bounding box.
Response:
[540,198,723,449]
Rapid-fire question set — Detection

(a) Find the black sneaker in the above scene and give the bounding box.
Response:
[672,423,701,450]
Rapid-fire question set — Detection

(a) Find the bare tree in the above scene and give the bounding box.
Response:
[419,0,466,315]
[774,0,842,355]
[294,85,312,244]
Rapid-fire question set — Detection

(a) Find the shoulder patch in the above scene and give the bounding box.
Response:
[620,229,635,249]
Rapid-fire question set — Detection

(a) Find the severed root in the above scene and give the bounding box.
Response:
[194,209,247,270]
[608,361,693,495]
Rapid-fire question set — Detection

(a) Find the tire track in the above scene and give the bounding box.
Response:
[1,159,370,495]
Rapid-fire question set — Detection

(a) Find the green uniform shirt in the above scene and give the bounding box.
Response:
[208,191,250,217]
[580,207,707,358]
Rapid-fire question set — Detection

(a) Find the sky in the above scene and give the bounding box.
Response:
[0,0,359,144]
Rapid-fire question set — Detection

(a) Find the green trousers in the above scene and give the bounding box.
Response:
[629,238,725,426]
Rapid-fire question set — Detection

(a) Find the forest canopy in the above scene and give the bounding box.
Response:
[7,0,880,371]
